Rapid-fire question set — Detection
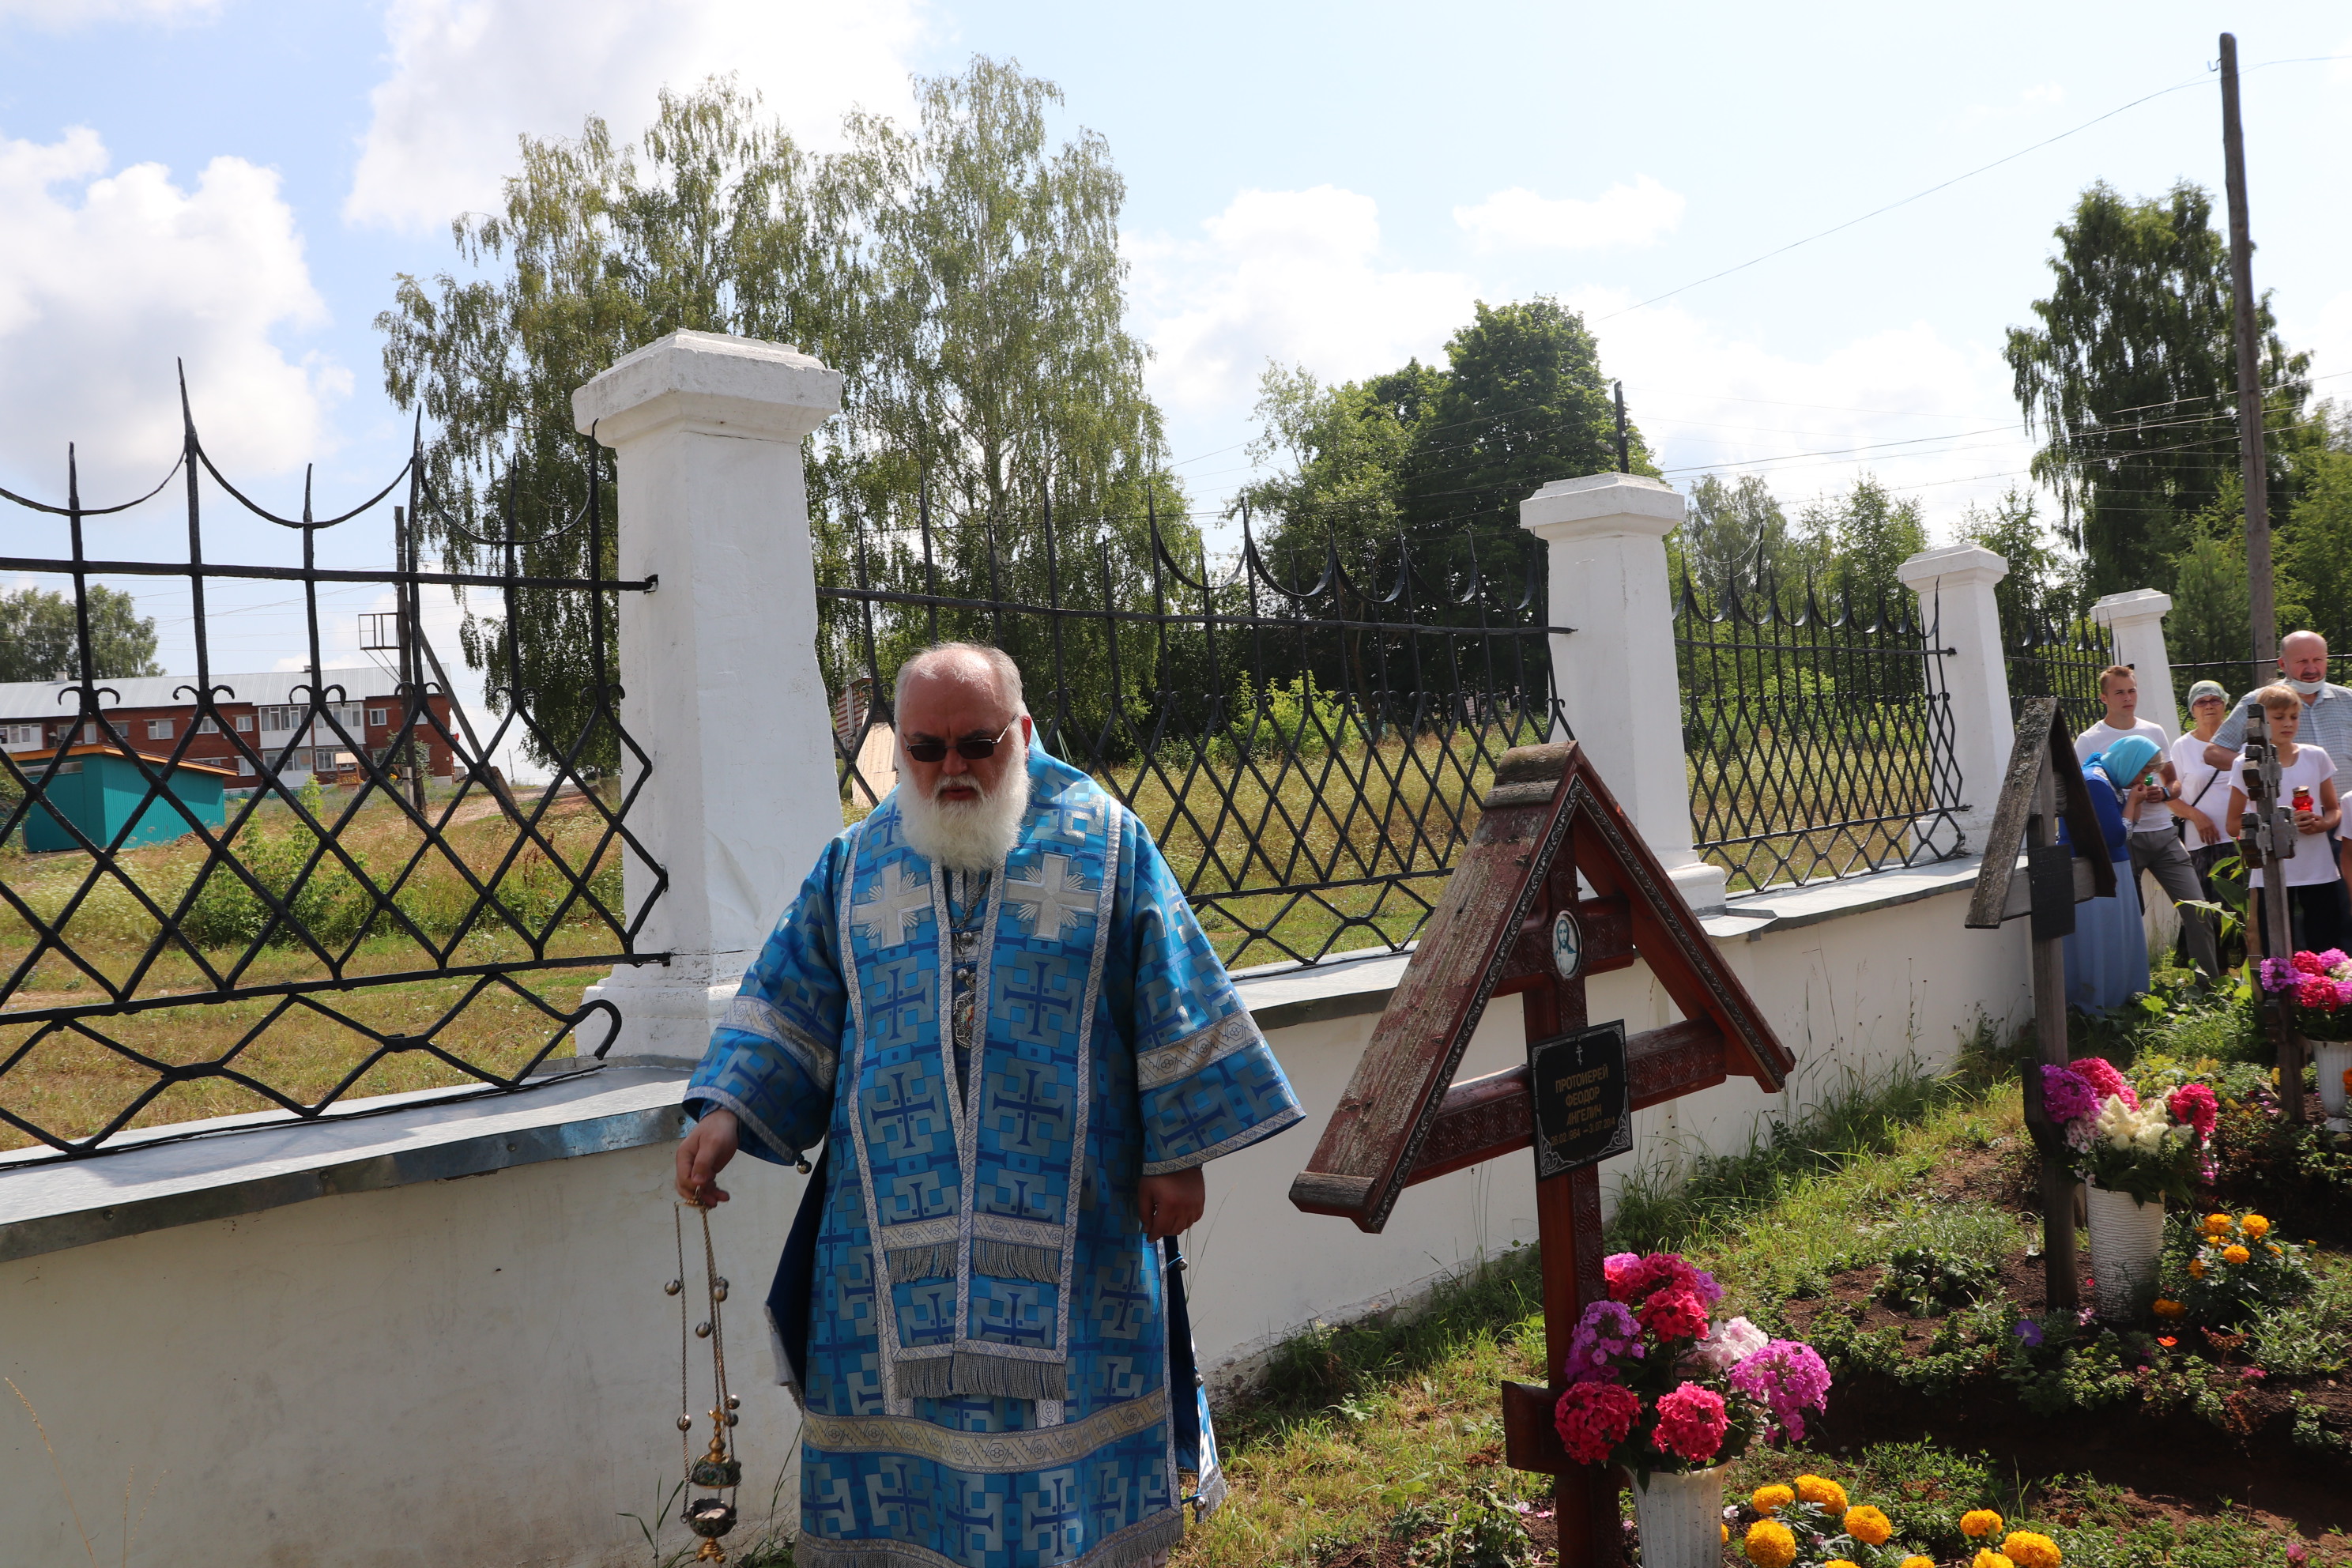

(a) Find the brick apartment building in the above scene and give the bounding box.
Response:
[0,667,458,790]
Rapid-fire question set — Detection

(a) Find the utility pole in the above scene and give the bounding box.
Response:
[1611,382,1629,473]
[2219,32,2275,669]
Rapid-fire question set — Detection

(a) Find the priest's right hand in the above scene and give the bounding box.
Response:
[677,1108,740,1207]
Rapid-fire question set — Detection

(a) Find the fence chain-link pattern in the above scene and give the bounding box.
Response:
[1678,570,1966,891]
[0,391,662,1158]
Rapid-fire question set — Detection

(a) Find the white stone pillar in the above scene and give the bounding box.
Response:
[2093,588,2180,741]
[1519,473,1727,913]
[572,331,846,1061]
[1897,543,2012,846]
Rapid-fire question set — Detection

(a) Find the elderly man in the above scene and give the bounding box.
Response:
[2203,630,2352,889]
[675,640,1303,1568]
[2075,665,2218,978]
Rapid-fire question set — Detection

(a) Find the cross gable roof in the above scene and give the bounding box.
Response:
[1288,740,1793,1233]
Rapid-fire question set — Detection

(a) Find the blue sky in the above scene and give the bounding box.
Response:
[2,0,2349,720]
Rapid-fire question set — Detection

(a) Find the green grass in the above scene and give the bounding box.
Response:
[1173,1046,2349,1568]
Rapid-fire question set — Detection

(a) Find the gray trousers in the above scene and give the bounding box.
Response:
[2132,829,2221,978]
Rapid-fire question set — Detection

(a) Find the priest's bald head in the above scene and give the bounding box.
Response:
[892,641,1036,869]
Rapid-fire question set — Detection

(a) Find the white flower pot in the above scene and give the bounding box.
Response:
[2084,1182,2165,1317]
[1629,1463,1725,1568]
[2314,1038,2352,1132]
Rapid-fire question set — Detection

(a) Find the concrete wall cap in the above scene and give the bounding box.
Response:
[1517,471,1684,536]
[1897,541,2009,590]
[573,330,845,444]
[2092,587,2174,623]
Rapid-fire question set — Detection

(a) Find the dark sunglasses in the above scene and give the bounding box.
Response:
[903,721,1017,763]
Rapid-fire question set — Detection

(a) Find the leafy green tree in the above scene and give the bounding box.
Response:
[2279,444,2352,648]
[379,62,1191,770]
[2005,180,2311,597]
[1797,476,1927,620]
[1399,297,1653,545]
[1957,487,2087,635]
[0,585,161,682]
[1674,473,1794,603]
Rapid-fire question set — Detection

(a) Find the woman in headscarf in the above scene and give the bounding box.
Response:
[2063,732,2158,1012]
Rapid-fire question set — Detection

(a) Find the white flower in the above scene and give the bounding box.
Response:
[2095,1094,2173,1153]
[1692,1315,1769,1372]
[2065,1121,2097,1152]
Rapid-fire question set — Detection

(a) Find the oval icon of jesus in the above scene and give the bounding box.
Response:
[1551,909,1582,981]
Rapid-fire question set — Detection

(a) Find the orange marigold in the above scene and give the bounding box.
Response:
[1973,1553,2016,1568]
[1751,1484,1795,1513]
[1744,1517,1797,1568]
[2222,1244,2252,1265]
[1842,1505,1894,1546]
[1901,1560,1936,1568]
[2203,1212,2233,1234]
[2152,1298,2186,1318]
[1961,1509,2004,1538]
[2187,1258,2207,1279]
[1796,1474,1849,1513]
[2242,1214,2271,1238]
[2002,1530,2064,1568]
[1825,1561,1859,1568]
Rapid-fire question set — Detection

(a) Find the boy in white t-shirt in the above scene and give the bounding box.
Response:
[2226,683,2350,955]
[2076,665,2220,978]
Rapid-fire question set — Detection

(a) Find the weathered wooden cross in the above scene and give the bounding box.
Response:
[1288,741,1793,1566]
[1962,695,2115,1312]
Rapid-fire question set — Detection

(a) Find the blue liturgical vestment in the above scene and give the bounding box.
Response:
[686,747,1304,1568]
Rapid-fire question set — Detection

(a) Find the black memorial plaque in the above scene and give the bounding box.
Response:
[1527,1020,1633,1179]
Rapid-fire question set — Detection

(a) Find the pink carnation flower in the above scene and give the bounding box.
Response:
[1637,1287,1709,1344]
[2294,949,2328,976]
[2071,1057,2138,1110]
[1650,1382,1728,1464]
[1608,1252,1723,1307]
[2041,1065,2098,1125]
[1727,1339,1832,1443]
[2166,1082,2218,1140]
[1553,1380,1639,1467]
[2299,976,2339,1011]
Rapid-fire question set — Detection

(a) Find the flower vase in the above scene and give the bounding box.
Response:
[2312,1038,2352,1133]
[1629,1464,1725,1568]
[2084,1182,2165,1316]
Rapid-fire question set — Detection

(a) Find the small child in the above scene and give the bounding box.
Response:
[2225,683,2350,954]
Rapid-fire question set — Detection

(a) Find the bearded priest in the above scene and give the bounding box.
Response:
[676,640,1304,1568]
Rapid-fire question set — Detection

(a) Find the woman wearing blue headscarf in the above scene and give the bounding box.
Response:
[2063,733,2158,1011]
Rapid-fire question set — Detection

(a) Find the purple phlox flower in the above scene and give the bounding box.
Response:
[2041,1064,2100,1125]
[2319,948,2351,974]
[2078,1306,2098,1326]
[2241,1366,2267,1381]
[1563,1298,1644,1385]
[1724,1339,1831,1442]
[2012,1318,2045,1348]
[2260,956,2302,993]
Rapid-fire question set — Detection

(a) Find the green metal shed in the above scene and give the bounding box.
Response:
[16,744,234,853]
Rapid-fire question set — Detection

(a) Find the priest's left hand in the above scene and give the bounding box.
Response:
[1137,1167,1205,1242]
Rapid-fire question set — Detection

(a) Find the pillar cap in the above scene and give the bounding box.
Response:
[1897,541,2008,591]
[2091,587,2174,624]
[1517,472,1683,539]
[574,330,844,447]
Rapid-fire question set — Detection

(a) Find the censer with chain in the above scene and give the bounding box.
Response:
[669,1201,742,1562]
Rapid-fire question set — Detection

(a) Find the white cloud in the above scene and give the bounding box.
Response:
[1576,287,2036,537]
[345,0,928,232]
[0,127,344,492]
[0,0,220,27]
[2308,289,2352,398]
[1453,175,1686,253]
[1132,186,1476,420]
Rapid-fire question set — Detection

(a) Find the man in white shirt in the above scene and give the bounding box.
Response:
[2203,630,2352,891]
[2076,665,2220,978]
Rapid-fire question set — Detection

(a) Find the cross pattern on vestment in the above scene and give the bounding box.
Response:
[1286,741,1793,1568]
[854,858,936,948]
[998,959,1077,1045]
[986,1061,1069,1155]
[1005,853,1097,943]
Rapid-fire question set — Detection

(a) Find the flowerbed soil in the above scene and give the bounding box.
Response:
[1782,1249,2352,1536]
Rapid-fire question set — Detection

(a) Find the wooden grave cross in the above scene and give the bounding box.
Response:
[1287,741,1794,1566]
[1962,695,2116,1312]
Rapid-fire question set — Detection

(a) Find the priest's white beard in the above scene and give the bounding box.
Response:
[895,752,1032,871]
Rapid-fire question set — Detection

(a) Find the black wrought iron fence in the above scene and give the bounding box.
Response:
[817,492,1570,970]
[1678,570,1966,891]
[0,381,662,1159]
[2004,600,2116,737]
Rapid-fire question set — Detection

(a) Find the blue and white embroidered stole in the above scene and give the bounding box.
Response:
[838,781,1121,1407]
